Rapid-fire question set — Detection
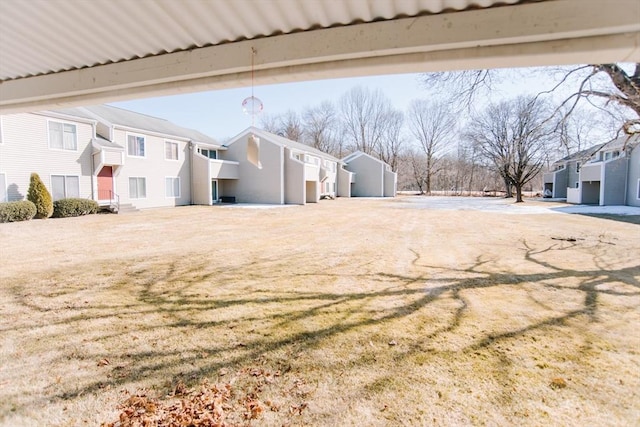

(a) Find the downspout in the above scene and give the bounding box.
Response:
[623,157,629,205]
[90,122,96,200]
[189,141,194,205]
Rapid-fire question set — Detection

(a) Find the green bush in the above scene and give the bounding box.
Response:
[0,200,37,223]
[27,173,53,219]
[53,198,99,218]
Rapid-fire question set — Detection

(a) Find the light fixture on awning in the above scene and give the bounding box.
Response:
[242,47,263,169]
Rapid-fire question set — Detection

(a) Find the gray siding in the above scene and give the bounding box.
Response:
[112,129,192,209]
[552,168,568,198]
[567,161,581,189]
[581,163,601,182]
[602,157,628,206]
[0,112,94,202]
[626,145,640,207]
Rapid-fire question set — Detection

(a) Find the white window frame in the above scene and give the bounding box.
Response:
[50,174,80,201]
[127,133,146,158]
[198,148,218,159]
[0,172,6,202]
[165,176,181,198]
[129,177,146,199]
[165,140,179,161]
[47,120,78,151]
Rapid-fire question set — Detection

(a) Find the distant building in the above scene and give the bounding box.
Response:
[544,135,640,207]
[342,151,397,197]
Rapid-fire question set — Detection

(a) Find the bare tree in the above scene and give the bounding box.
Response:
[422,69,499,109]
[377,109,405,171]
[340,86,395,155]
[465,96,552,202]
[545,63,640,136]
[302,101,340,156]
[423,63,640,137]
[407,99,456,194]
[408,150,428,194]
[260,110,304,141]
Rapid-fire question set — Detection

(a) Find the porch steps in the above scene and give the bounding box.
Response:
[116,203,139,214]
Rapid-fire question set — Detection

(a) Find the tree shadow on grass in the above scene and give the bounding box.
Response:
[2,238,639,422]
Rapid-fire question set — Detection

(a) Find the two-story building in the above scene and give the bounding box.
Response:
[553,135,640,207]
[543,144,604,199]
[1,106,396,210]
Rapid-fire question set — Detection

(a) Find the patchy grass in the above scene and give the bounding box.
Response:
[0,198,638,426]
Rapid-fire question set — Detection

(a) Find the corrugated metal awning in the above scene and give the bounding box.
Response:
[0,0,525,81]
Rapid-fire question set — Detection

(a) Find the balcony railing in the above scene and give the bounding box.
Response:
[97,190,120,212]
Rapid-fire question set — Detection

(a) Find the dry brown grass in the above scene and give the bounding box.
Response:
[0,197,638,426]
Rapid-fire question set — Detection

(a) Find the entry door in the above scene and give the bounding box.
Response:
[211,179,218,204]
[98,166,113,200]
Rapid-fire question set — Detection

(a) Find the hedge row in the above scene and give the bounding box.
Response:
[52,198,100,218]
[0,200,37,223]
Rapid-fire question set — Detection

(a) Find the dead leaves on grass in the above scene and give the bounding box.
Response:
[549,377,568,390]
[102,367,310,426]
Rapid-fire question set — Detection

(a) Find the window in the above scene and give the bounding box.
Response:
[604,151,620,161]
[0,173,6,202]
[165,141,179,160]
[198,148,217,159]
[129,177,146,199]
[48,121,77,150]
[127,135,145,157]
[51,175,79,200]
[165,177,180,198]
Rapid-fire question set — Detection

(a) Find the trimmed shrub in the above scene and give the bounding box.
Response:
[27,173,53,219]
[53,198,99,218]
[0,200,37,223]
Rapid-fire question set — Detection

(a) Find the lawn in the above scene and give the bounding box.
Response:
[0,197,638,426]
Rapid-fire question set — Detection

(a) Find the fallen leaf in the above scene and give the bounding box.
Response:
[97,359,110,366]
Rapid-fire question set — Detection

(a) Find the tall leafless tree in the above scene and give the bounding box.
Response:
[302,101,341,156]
[339,86,395,155]
[377,109,405,171]
[423,63,640,136]
[465,96,552,202]
[407,99,456,194]
[260,110,304,141]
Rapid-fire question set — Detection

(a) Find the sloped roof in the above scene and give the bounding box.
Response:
[55,105,221,146]
[596,133,640,152]
[556,144,606,163]
[228,127,341,162]
[342,150,387,167]
[92,136,123,150]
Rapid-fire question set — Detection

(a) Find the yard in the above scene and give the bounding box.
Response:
[0,196,638,426]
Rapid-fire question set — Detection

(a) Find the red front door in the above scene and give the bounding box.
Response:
[97,166,113,200]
